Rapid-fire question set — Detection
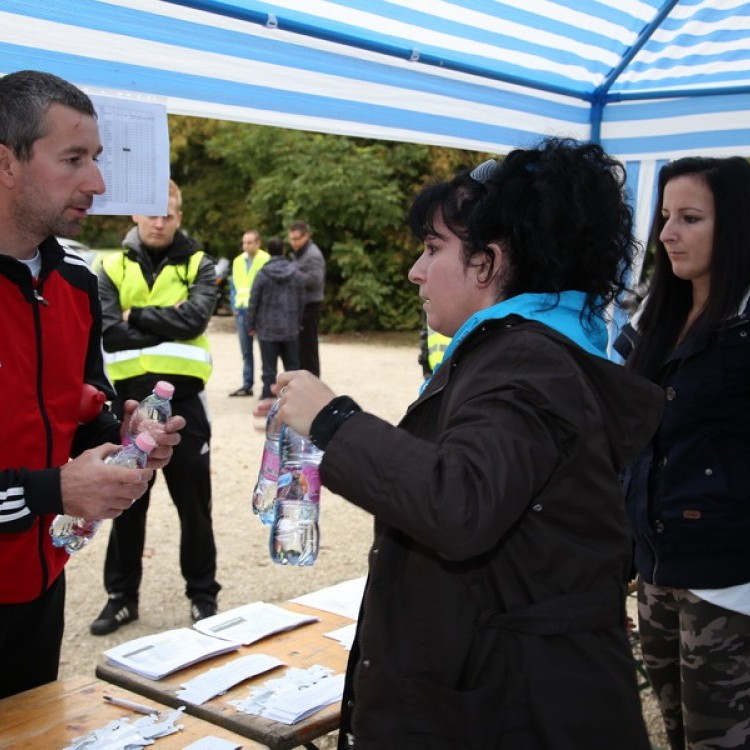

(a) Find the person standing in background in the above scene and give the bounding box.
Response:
[229,229,269,397]
[0,69,182,699]
[91,179,221,635]
[287,221,325,376]
[418,316,452,379]
[618,156,750,750]
[247,236,304,415]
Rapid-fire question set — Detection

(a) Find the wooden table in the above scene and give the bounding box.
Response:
[96,603,353,750]
[0,674,266,748]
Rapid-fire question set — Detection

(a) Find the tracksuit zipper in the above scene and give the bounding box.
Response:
[31,276,52,595]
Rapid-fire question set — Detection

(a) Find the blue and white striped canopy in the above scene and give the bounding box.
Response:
[2,0,749,164]
[3,0,749,266]
[4,0,745,340]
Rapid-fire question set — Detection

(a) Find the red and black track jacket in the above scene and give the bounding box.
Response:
[0,237,120,604]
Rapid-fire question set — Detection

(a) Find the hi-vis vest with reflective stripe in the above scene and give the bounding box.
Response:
[102,251,212,383]
[232,250,270,309]
[427,327,452,371]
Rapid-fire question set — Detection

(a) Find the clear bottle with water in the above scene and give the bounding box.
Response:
[252,399,282,525]
[126,380,174,443]
[49,433,156,554]
[269,425,323,566]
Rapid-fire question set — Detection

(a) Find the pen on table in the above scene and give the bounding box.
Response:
[103,694,156,715]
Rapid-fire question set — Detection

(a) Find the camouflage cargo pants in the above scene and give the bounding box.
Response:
[638,580,750,750]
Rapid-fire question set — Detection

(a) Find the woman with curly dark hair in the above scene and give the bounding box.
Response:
[619,156,750,750]
[275,137,663,749]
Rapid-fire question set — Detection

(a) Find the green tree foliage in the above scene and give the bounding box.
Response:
[81,116,487,331]
[77,213,131,251]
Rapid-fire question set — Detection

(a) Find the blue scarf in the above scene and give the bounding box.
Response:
[421,291,607,393]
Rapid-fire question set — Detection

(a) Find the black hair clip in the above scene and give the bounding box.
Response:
[469,158,499,184]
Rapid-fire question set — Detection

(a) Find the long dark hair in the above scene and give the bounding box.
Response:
[408,137,636,320]
[627,156,750,379]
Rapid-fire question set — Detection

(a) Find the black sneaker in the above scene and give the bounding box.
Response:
[229,387,253,397]
[191,598,218,622]
[90,595,138,636]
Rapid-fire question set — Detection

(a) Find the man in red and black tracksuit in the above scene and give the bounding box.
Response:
[0,70,183,699]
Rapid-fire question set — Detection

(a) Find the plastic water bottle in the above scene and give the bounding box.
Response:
[126,380,174,443]
[252,399,282,525]
[269,425,323,566]
[49,433,156,554]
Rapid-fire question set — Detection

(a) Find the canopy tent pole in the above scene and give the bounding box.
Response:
[608,158,668,360]
[589,0,679,144]
[161,0,588,102]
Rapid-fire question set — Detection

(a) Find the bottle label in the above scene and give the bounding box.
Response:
[49,515,102,553]
[276,465,321,503]
[260,447,280,483]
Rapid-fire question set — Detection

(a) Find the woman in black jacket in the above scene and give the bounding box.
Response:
[277,138,663,749]
[622,156,750,750]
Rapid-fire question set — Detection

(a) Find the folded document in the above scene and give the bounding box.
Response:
[177,653,284,704]
[104,628,242,680]
[192,601,318,645]
[230,665,345,724]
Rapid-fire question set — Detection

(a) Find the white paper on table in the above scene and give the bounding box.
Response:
[290,576,366,620]
[62,707,185,749]
[263,672,346,724]
[192,601,318,645]
[104,628,241,680]
[177,653,284,705]
[323,622,356,651]
[182,736,242,750]
[230,666,345,725]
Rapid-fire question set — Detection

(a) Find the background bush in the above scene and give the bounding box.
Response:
[80,117,489,332]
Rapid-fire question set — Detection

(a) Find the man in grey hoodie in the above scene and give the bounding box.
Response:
[247,236,305,411]
[287,221,325,376]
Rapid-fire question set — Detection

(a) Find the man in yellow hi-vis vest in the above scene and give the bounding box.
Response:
[418,314,452,379]
[229,229,269,397]
[91,179,221,636]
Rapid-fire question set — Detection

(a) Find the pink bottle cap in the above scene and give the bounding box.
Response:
[153,380,175,399]
[134,433,157,453]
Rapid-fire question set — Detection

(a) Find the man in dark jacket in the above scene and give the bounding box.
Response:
[287,221,325,376]
[90,179,221,635]
[0,70,182,699]
[247,236,305,408]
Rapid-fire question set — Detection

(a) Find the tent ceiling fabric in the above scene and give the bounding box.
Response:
[2,0,750,162]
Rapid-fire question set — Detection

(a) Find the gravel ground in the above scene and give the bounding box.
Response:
[59,315,667,748]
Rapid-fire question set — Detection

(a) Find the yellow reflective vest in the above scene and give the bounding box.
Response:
[102,251,212,383]
[232,250,270,309]
[427,327,452,372]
